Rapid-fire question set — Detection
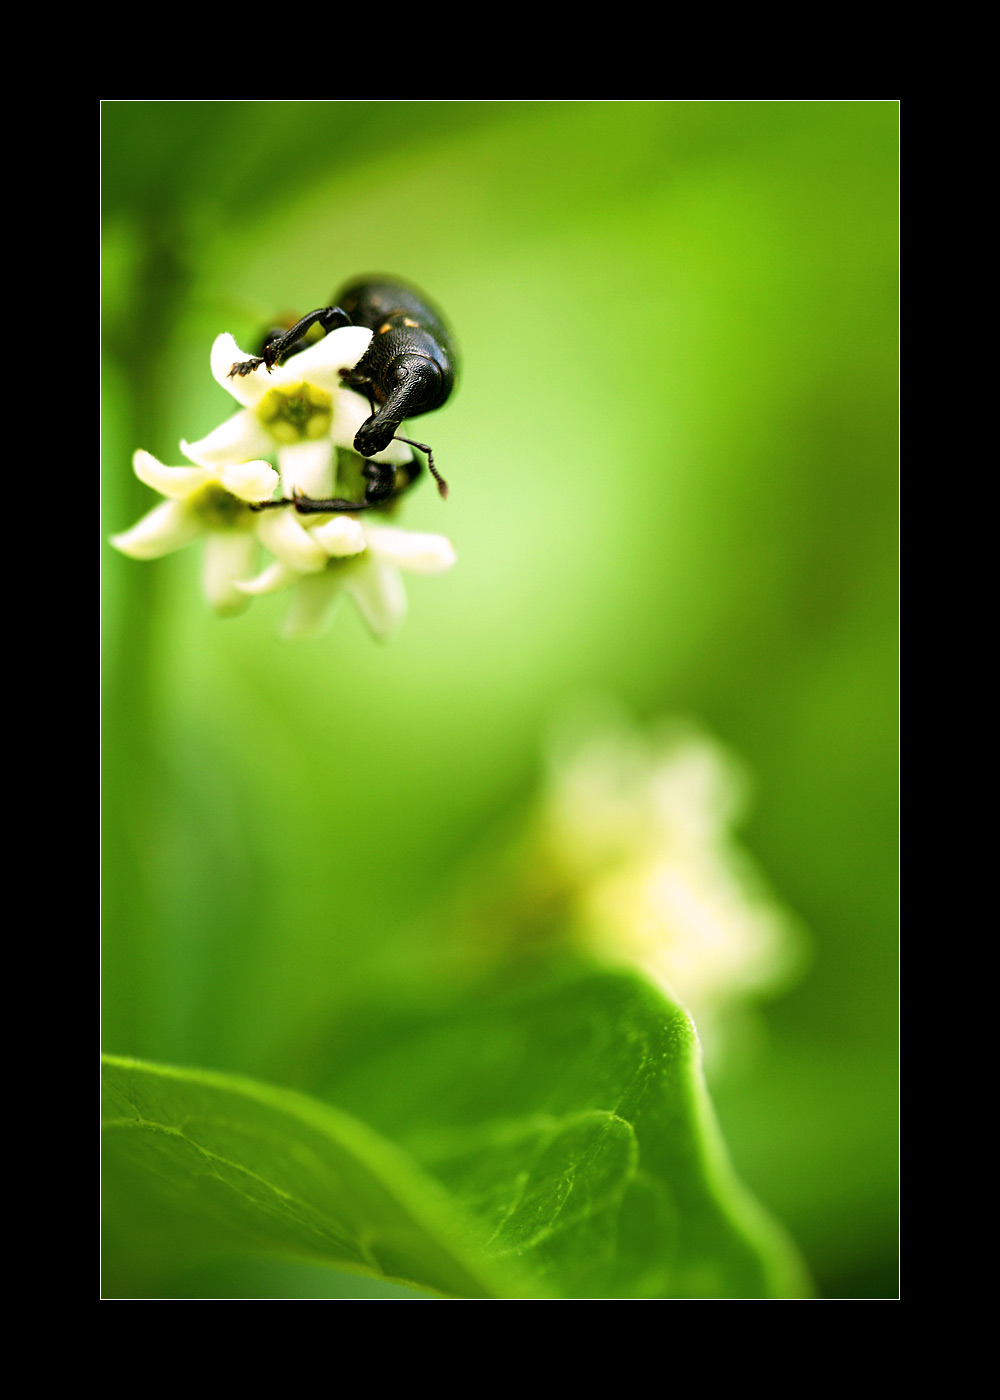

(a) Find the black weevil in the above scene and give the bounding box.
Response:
[229,277,457,513]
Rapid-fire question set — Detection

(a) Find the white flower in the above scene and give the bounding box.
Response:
[111,327,456,637]
[538,711,802,1039]
[237,518,457,640]
[181,327,413,499]
[110,450,279,613]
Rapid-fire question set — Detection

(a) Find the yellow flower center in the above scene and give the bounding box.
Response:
[190,482,254,530]
[256,381,333,445]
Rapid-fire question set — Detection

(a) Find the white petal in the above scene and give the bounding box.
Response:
[311,515,366,557]
[109,500,202,559]
[236,558,298,596]
[362,525,457,575]
[182,409,272,468]
[255,508,328,573]
[282,572,345,639]
[133,449,212,499]
[344,555,407,639]
[273,325,374,393]
[218,459,280,504]
[202,532,257,613]
[211,333,272,407]
[332,389,415,465]
[278,439,335,498]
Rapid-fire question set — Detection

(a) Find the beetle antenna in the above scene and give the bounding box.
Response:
[394,436,449,498]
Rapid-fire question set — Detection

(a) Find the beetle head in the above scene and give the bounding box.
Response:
[354,354,446,458]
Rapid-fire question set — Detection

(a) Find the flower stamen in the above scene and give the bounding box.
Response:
[256,382,332,445]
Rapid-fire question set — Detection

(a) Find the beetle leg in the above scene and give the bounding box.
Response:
[338,367,376,406]
[293,455,423,515]
[229,355,267,377]
[228,306,352,378]
[361,459,398,506]
[291,497,371,514]
[250,492,370,514]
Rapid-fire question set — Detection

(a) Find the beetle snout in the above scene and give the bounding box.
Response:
[354,418,396,459]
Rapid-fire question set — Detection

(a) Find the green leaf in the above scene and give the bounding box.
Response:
[102,1057,530,1299]
[103,969,809,1297]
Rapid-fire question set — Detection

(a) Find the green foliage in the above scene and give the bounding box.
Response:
[102,101,898,1298]
[103,970,807,1298]
[102,1059,521,1299]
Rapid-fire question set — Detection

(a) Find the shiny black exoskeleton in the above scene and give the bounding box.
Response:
[230,277,457,513]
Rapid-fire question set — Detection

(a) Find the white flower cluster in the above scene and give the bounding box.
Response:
[110,326,456,638]
[538,712,802,1038]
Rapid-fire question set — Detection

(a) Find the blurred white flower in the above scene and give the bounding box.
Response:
[182,328,412,500]
[539,709,802,1040]
[109,449,278,614]
[238,518,456,640]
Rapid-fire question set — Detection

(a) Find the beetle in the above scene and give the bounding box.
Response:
[229,276,457,513]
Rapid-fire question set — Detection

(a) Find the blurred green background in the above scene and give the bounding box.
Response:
[102,101,898,1298]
